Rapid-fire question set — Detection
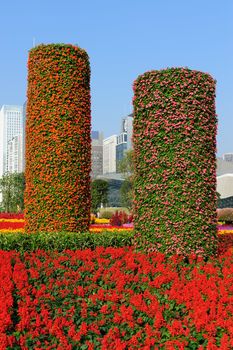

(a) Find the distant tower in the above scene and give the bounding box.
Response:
[22,101,27,171]
[103,135,117,174]
[7,135,23,173]
[116,113,133,172]
[0,105,23,178]
[223,153,233,162]
[91,131,104,178]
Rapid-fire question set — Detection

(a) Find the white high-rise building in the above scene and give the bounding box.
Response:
[8,134,23,173]
[223,153,233,162]
[22,101,27,171]
[91,130,104,178]
[0,105,23,178]
[116,114,133,172]
[103,135,117,174]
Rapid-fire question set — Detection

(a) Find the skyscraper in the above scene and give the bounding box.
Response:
[0,105,23,178]
[223,153,233,162]
[91,130,104,178]
[116,114,133,172]
[103,135,117,174]
[7,134,23,173]
[22,101,27,171]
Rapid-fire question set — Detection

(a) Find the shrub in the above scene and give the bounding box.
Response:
[128,214,133,223]
[217,208,233,224]
[0,231,134,252]
[110,211,132,226]
[110,211,122,226]
[119,211,129,224]
[133,67,217,257]
[99,207,130,216]
[99,210,113,219]
[25,44,91,233]
[90,213,96,224]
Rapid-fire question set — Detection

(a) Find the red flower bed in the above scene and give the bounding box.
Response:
[0,249,233,348]
[0,221,25,230]
[217,233,233,255]
[0,213,24,219]
[0,252,15,348]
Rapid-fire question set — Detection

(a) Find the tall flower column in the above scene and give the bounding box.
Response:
[133,68,217,256]
[25,44,91,233]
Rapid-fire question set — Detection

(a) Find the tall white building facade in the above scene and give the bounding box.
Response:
[91,130,104,178]
[103,135,117,174]
[0,105,23,178]
[116,114,133,172]
[22,102,26,171]
[7,135,23,173]
[223,153,233,162]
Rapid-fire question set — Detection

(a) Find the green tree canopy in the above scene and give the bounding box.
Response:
[118,150,134,210]
[0,172,25,213]
[120,179,133,209]
[118,150,134,179]
[91,179,109,214]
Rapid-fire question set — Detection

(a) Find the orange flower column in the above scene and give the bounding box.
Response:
[25,44,91,233]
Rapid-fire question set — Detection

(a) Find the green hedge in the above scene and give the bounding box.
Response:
[25,44,91,233]
[0,231,134,253]
[133,67,217,257]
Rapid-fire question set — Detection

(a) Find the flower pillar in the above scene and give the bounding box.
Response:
[25,44,91,233]
[133,68,217,256]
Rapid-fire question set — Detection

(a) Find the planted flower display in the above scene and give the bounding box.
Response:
[0,41,230,348]
[133,68,217,257]
[0,248,233,349]
[25,44,91,233]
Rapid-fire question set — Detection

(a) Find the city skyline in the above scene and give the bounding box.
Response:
[0,101,233,184]
[0,1,232,156]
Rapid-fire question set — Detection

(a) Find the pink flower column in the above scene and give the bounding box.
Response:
[133,68,217,257]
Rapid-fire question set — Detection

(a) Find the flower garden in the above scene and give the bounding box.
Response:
[1,44,233,348]
[1,215,233,348]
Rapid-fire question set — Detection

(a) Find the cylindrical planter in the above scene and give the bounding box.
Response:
[25,44,91,233]
[133,68,217,256]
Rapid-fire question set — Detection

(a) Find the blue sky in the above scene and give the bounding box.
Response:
[0,0,232,156]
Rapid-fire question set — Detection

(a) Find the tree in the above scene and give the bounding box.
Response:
[120,179,133,209]
[0,172,25,213]
[118,150,134,210]
[13,173,25,212]
[118,149,134,178]
[91,179,109,214]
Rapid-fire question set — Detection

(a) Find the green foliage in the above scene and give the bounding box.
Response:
[120,179,133,209]
[91,179,109,214]
[133,67,217,257]
[99,210,113,219]
[118,149,134,178]
[0,230,134,253]
[99,207,130,216]
[217,208,233,224]
[118,150,134,210]
[0,172,25,213]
